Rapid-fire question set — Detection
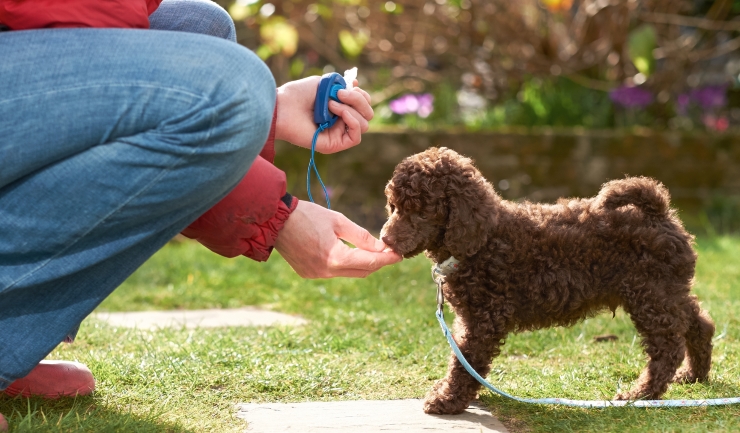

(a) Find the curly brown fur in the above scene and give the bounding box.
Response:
[381,147,714,415]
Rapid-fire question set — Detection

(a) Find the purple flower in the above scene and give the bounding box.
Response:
[389,93,434,117]
[416,93,434,118]
[609,86,654,108]
[689,85,727,110]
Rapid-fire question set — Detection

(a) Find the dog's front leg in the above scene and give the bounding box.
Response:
[423,323,505,415]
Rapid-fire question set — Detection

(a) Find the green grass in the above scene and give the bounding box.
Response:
[2,236,740,432]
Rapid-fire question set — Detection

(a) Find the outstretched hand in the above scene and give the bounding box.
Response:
[274,200,402,278]
[275,76,373,154]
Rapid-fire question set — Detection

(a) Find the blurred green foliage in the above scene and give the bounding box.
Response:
[701,195,740,236]
[479,78,615,129]
[338,30,368,58]
[627,25,657,78]
[374,77,615,129]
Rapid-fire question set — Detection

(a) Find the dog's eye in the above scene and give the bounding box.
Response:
[389,204,396,213]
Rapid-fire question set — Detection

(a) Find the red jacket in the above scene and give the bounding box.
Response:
[2,0,296,261]
[0,0,162,29]
[181,107,299,261]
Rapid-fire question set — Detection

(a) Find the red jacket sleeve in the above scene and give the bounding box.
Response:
[181,101,299,261]
[0,0,162,30]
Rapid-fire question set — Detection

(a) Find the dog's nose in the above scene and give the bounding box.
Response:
[382,235,395,246]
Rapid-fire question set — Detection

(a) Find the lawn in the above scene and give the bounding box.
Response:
[1,236,739,432]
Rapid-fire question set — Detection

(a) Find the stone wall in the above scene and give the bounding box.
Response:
[274,129,740,233]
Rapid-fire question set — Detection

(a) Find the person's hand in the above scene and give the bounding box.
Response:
[275,76,373,154]
[274,200,401,278]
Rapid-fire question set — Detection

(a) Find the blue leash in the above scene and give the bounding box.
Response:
[307,123,331,208]
[432,264,740,408]
[307,72,347,209]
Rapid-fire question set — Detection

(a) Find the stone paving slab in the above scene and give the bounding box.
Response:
[236,399,508,432]
[93,307,307,330]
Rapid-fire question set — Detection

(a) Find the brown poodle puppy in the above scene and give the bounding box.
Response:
[381,147,714,415]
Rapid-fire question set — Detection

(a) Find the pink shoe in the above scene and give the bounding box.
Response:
[4,360,95,399]
[0,412,7,432]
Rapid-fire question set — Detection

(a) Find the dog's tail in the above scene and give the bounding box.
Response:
[598,176,671,218]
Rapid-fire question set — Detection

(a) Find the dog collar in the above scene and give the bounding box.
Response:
[432,256,460,279]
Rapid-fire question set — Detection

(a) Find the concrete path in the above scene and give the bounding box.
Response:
[236,399,508,432]
[93,307,307,330]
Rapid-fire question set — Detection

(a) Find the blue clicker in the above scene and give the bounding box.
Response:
[313,72,346,127]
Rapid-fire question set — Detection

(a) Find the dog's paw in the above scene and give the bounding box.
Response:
[672,366,709,384]
[423,392,468,415]
[614,392,631,401]
[672,367,698,384]
[614,388,656,401]
[614,391,639,401]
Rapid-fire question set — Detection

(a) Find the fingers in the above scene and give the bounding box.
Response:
[312,267,378,279]
[347,80,371,106]
[329,213,403,274]
[335,248,403,272]
[329,101,368,131]
[354,87,372,105]
[335,89,374,121]
[329,101,370,132]
[296,244,401,278]
[340,110,362,147]
[334,213,385,252]
[315,111,361,153]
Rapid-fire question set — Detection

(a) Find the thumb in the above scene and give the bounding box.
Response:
[335,214,385,252]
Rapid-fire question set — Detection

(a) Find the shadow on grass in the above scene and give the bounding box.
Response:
[480,380,740,433]
[0,395,192,433]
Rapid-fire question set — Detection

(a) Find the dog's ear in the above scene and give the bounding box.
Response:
[443,174,498,258]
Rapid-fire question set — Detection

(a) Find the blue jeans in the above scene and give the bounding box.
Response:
[0,0,275,389]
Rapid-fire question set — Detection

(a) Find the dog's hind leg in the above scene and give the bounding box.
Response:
[616,290,689,400]
[423,317,506,415]
[673,296,714,384]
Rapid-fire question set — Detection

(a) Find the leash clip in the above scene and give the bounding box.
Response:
[435,278,444,314]
[431,266,446,314]
[431,256,459,314]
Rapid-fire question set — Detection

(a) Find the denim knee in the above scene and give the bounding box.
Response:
[150,0,237,42]
[192,41,276,188]
[229,49,276,152]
